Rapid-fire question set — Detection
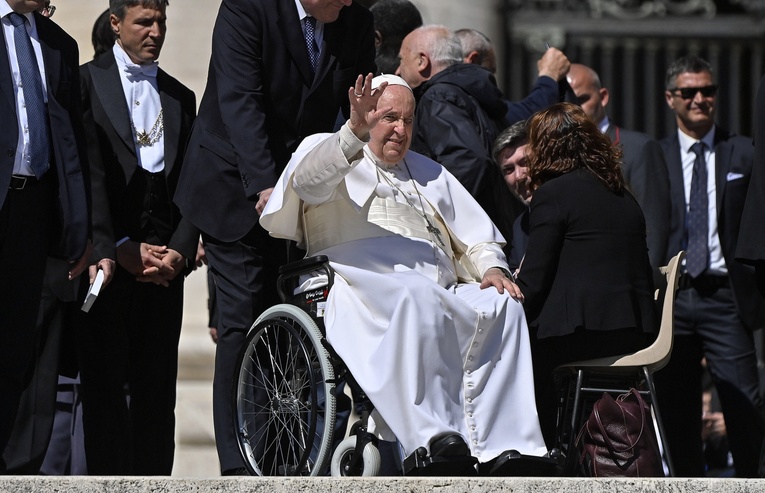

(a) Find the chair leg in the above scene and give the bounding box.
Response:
[563,370,585,475]
[643,367,675,477]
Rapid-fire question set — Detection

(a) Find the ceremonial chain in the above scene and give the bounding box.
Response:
[376,160,446,247]
[133,109,164,146]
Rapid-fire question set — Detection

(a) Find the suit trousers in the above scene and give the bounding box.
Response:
[203,223,286,473]
[655,284,765,477]
[0,175,55,470]
[2,265,72,473]
[75,267,184,475]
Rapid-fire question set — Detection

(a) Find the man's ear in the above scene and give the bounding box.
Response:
[418,52,431,78]
[374,30,382,49]
[600,87,609,109]
[465,50,480,66]
[664,90,675,110]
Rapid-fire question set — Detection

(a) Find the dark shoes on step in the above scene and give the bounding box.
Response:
[429,433,470,458]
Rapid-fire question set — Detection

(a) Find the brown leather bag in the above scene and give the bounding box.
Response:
[576,389,664,477]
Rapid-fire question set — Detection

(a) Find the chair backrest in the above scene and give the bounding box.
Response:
[608,250,684,370]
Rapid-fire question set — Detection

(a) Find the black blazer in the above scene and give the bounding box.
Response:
[661,127,765,331]
[516,169,656,339]
[0,12,88,261]
[606,123,671,273]
[80,50,198,263]
[175,0,375,242]
[737,74,765,266]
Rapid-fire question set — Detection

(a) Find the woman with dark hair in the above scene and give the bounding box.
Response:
[514,102,657,448]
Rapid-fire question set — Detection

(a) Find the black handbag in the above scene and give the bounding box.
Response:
[576,388,664,477]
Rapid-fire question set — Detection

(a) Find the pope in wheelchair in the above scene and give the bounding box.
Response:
[259,74,549,475]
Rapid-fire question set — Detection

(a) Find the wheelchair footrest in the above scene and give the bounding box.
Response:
[402,447,478,476]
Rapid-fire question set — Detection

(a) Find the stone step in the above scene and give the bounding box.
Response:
[1,477,763,493]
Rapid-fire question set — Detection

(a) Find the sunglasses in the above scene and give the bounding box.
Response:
[668,85,718,99]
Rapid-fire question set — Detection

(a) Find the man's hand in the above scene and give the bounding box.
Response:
[537,47,570,82]
[347,73,391,141]
[116,240,168,278]
[137,248,185,287]
[68,239,93,280]
[480,267,524,302]
[88,258,116,288]
[193,241,207,270]
[256,188,273,216]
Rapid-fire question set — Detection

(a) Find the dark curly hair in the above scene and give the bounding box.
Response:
[527,102,624,192]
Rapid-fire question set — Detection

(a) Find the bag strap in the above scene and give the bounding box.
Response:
[592,389,647,454]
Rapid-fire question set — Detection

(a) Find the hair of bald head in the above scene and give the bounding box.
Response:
[409,25,463,71]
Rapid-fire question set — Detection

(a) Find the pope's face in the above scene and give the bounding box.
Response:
[369,86,415,165]
[300,0,351,24]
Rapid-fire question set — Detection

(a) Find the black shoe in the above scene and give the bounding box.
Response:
[222,467,251,476]
[429,433,470,458]
[479,449,522,476]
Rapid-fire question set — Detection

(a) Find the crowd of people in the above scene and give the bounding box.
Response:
[0,0,764,479]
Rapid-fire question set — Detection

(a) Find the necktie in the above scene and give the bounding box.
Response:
[303,16,319,73]
[9,12,49,178]
[686,141,709,278]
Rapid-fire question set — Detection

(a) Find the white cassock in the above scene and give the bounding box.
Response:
[261,124,546,461]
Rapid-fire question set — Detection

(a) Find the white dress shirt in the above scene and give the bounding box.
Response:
[113,42,165,173]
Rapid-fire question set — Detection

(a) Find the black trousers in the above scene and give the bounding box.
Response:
[654,284,765,477]
[0,177,55,471]
[203,223,287,473]
[2,258,78,473]
[75,267,184,475]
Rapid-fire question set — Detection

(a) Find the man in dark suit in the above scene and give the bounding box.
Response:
[0,0,92,471]
[77,0,197,475]
[566,63,671,275]
[174,0,375,475]
[737,73,765,478]
[655,55,765,477]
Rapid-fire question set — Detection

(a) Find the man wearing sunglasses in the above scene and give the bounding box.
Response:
[655,55,765,477]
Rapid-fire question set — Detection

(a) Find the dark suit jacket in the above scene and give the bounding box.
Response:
[175,0,375,242]
[737,74,765,267]
[0,12,88,261]
[606,123,671,273]
[516,169,656,339]
[661,127,765,331]
[80,50,198,262]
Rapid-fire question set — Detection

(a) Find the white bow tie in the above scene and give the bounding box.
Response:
[124,61,159,79]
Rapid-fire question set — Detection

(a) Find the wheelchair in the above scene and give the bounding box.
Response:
[233,255,385,476]
[233,255,558,477]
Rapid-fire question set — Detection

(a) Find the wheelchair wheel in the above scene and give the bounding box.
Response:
[330,436,382,476]
[235,304,336,476]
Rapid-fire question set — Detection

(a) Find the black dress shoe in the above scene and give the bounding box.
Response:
[429,433,470,458]
[222,467,251,476]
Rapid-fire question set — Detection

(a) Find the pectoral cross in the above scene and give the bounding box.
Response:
[427,224,446,247]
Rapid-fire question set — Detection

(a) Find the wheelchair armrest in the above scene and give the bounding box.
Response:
[276,255,335,303]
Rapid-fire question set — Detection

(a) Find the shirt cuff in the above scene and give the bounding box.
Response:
[115,236,130,247]
[339,122,366,161]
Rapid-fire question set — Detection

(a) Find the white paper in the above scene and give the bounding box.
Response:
[81,269,105,313]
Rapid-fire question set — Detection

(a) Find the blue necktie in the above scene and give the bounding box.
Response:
[303,16,319,73]
[686,141,709,278]
[9,12,49,179]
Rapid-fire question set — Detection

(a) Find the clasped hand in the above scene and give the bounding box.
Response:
[116,240,185,286]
